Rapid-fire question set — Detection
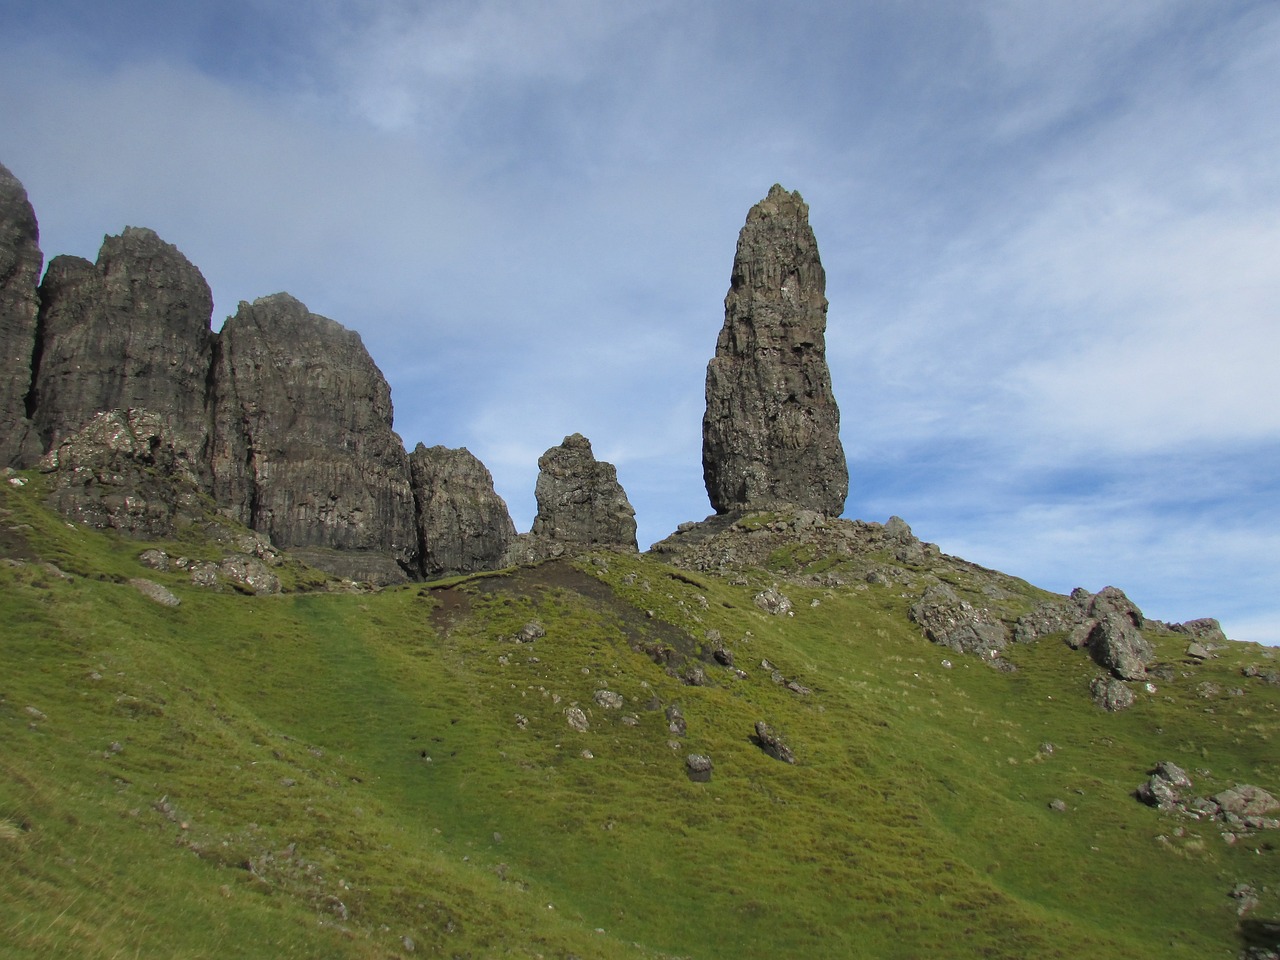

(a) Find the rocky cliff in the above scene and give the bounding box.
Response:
[0,162,43,467]
[208,293,418,581]
[702,184,848,517]
[29,227,215,464]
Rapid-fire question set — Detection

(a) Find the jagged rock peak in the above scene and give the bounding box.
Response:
[0,162,44,466]
[512,433,637,561]
[28,225,214,461]
[208,292,417,583]
[702,184,848,517]
[409,443,516,580]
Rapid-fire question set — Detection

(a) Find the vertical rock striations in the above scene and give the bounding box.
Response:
[28,227,214,462]
[0,162,44,466]
[509,433,637,562]
[702,184,847,517]
[409,443,516,579]
[209,293,417,581]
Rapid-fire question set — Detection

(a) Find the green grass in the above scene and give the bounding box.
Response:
[2,475,1278,958]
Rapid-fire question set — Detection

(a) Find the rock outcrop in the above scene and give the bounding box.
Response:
[702,184,847,517]
[409,443,516,579]
[510,433,637,561]
[0,162,44,466]
[39,408,207,537]
[208,294,417,582]
[29,228,214,461]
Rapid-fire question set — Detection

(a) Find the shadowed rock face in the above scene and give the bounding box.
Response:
[703,184,847,517]
[409,443,516,579]
[0,163,45,466]
[208,293,417,578]
[29,227,214,462]
[529,433,637,551]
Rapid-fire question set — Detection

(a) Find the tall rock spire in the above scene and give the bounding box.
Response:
[0,162,44,466]
[702,184,848,516]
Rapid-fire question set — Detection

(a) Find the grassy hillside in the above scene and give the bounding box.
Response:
[2,472,1277,958]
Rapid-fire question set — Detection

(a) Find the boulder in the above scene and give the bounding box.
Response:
[29,228,214,463]
[208,294,417,578]
[702,185,847,516]
[753,721,795,764]
[409,443,515,579]
[1090,675,1135,712]
[1213,785,1280,819]
[1087,613,1155,681]
[0,162,43,466]
[685,754,713,783]
[909,582,1008,657]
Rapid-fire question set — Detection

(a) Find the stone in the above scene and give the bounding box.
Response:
[593,690,624,710]
[1090,675,1135,712]
[702,184,847,516]
[1086,613,1155,681]
[1076,585,1144,628]
[1213,785,1280,819]
[39,409,207,537]
[909,582,1008,657]
[1048,799,1067,813]
[1171,617,1228,644]
[753,721,795,764]
[514,433,637,560]
[208,294,417,582]
[685,754,713,783]
[129,578,180,607]
[565,706,589,733]
[1013,600,1079,643]
[0,162,43,467]
[753,585,793,616]
[218,554,281,595]
[29,228,214,463]
[409,444,515,579]
[665,705,687,736]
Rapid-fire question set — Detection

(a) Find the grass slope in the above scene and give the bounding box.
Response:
[2,474,1277,958]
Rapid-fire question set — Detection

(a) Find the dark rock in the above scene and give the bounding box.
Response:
[208,294,416,581]
[753,721,795,764]
[1087,613,1155,681]
[665,705,687,736]
[409,443,515,579]
[1013,600,1079,643]
[217,554,281,595]
[702,185,847,516]
[1090,675,1135,712]
[1153,761,1193,790]
[39,408,207,537]
[511,433,637,561]
[29,228,214,463]
[1170,617,1227,644]
[0,162,43,466]
[685,753,713,782]
[1076,585,1144,628]
[909,582,1009,657]
[1185,642,1211,661]
[515,621,545,644]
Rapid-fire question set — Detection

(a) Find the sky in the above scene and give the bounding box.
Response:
[1,0,1278,644]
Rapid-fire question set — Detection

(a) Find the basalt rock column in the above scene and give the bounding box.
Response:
[409,443,516,579]
[0,163,42,466]
[702,184,847,516]
[208,293,417,579]
[530,433,637,552]
[29,227,214,462]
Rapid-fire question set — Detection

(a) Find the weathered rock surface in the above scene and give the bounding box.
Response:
[39,409,207,537]
[29,228,214,461]
[702,184,847,517]
[909,582,1009,658]
[409,443,515,579]
[1085,613,1155,681]
[1090,675,1135,712]
[510,433,636,562]
[208,294,417,583]
[753,720,796,764]
[0,162,43,466]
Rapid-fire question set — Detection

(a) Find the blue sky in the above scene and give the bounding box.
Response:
[2,1,1278,643]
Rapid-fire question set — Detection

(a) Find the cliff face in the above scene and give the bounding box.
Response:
[410,444,517,579]
[30,228,215,462]
[0,162,44,466]
[208,293,419,577]
[702,184,848,517]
